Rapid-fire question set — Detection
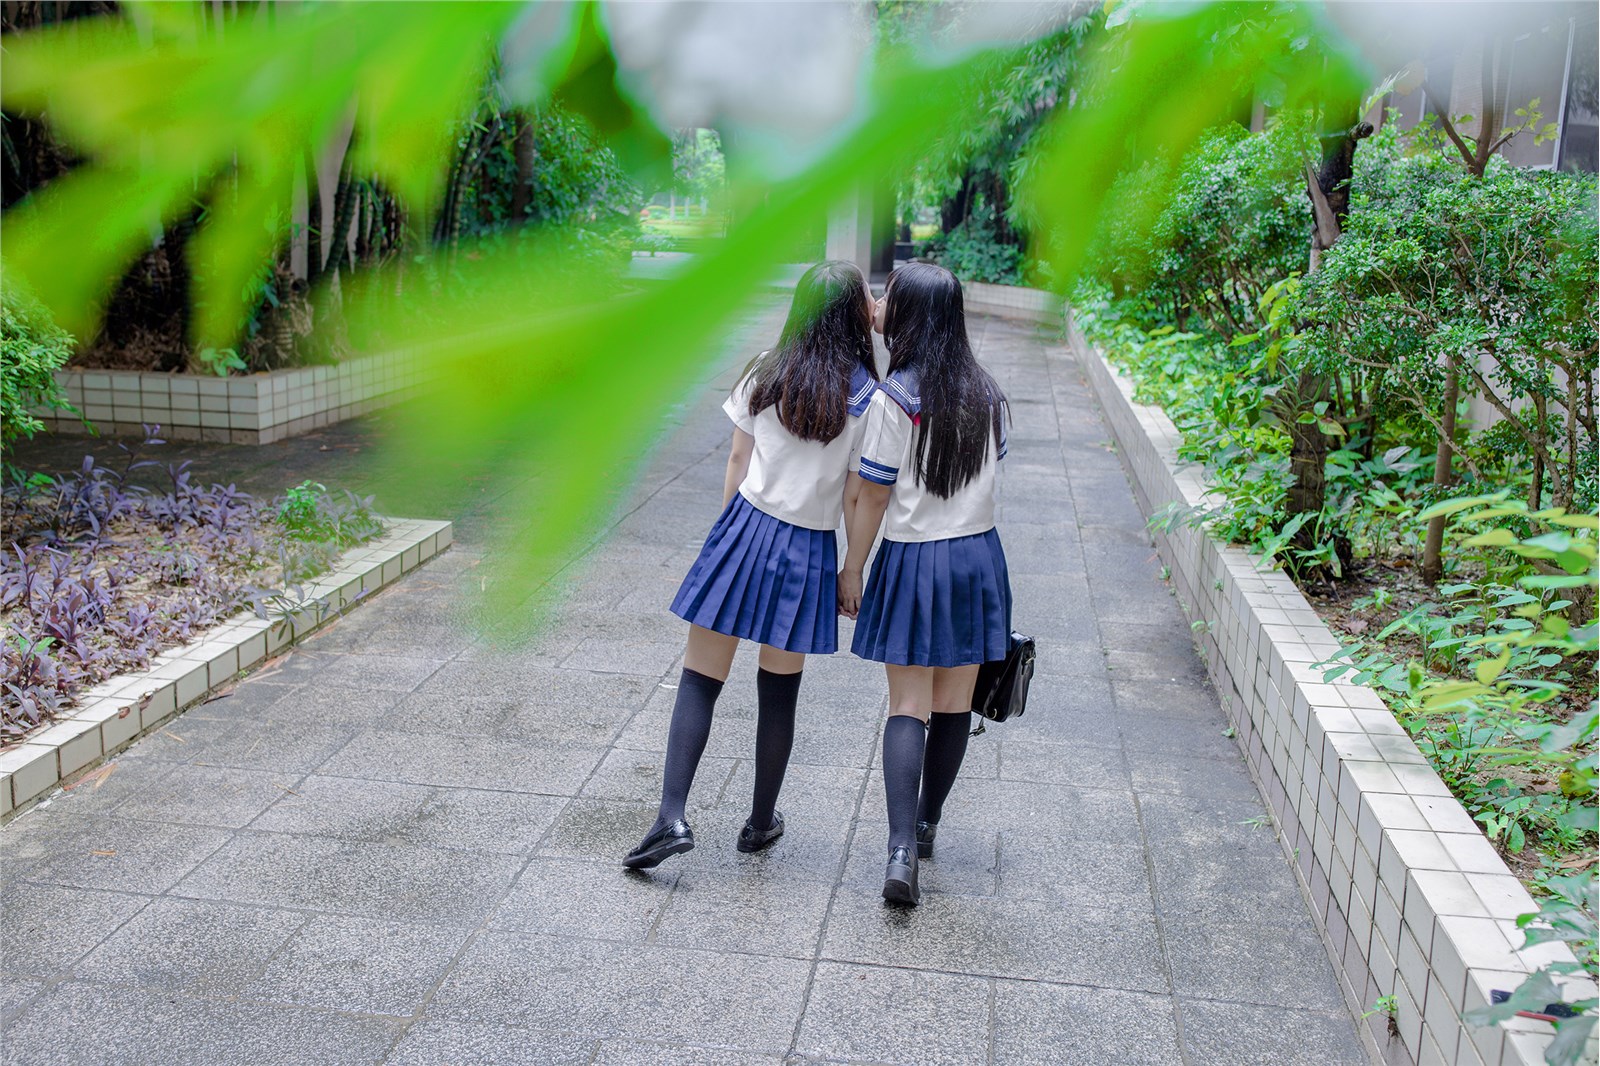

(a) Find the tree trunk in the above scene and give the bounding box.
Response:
[355,181,372,265]
[1421,355,1460,584]
[510,110,535,222]
[325,166,358,276]
[304,151,323,283]
[1286,370,1330,526]
[1288,113,1373,561]
[940,172,974,235]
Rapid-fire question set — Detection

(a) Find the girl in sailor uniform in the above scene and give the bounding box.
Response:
[624,260,879,870]
[839,262,1011,905]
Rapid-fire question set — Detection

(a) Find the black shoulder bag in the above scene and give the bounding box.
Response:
[970,631,1036,736]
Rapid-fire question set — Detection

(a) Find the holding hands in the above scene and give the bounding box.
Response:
[838,568,863,619]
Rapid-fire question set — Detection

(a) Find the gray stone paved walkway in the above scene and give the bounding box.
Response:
[1,312,1369,1064]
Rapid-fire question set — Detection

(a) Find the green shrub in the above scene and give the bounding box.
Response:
[1,295,77,465]
[1289,122,1599,511]
[931,201,1024,285]
[1087,119,1314,336]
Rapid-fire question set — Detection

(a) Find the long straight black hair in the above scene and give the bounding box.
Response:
[744,260,876,443]
[882,262,1005,498]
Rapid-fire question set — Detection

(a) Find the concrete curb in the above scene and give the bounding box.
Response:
[35,350,427,444]
[0,518,453,825]
[1069,317,1592,1066]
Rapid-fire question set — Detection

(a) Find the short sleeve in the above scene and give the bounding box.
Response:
[856,390,914,485]
[722,374,756,435]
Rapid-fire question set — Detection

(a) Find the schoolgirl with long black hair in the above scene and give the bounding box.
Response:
[839,262,1011,905]
[624,260,879,870]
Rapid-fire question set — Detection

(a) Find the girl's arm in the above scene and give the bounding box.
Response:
[838,472,890,618]
[722,428,755,507]
[842,472,862,532]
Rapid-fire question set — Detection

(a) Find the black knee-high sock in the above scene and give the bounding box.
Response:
[653,667,724,831]
[918,711,972,827]
[882,715,928,854]
[749,668,801,831]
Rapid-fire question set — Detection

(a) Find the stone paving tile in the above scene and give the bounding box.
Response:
[580,747,737,812]
[1,981,400,1066]
[907,774,1140,840]
[384,1019,596,1065]
[795,961,992,1066]
[317,728,606,795]
[1176,999,1369,1065]
[1118,713,1244,760]
[4,813,232,894]
[429,932,810,1049]
[128,714,361,774]
[0,314,1363,1063]
[1164,915,1349,1011]
[248,914,471,1016]
[560,636,685,677]
[591,1041,789,1065]
[0,883,151,977]
[654,869,834,958]
[996,736,1132,790]
[308,652,451,693]
[0,973,44,1019]
[492,858,675,940]
[172,832,522,926]
[820,888,1168,992]
[1110,677,1223,722]
[843,822,1000,898]
[249,683,409,729]
[995,834,1155,914]
[991,981,1184,1066]
[1126,742,1260,800]
[74,897,305,995]
[113,763,304,828]
[499,699,639,747]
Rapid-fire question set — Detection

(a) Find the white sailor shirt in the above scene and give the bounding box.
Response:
[723,361,876,531]
[854,370,1006,543]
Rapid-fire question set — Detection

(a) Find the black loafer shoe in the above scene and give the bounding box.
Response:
[915,820,938,860]
[623,819,694,870]
[737,811,785,853]
[883,845,920,906]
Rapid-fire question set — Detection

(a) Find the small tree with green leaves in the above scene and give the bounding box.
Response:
[1,294,77,472]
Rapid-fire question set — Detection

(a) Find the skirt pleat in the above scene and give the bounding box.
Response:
[671,494,838,655]
[851,528,1011,668]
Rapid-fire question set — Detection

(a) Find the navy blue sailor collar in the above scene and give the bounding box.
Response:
[879,369,921,418]
[847,364,877,417]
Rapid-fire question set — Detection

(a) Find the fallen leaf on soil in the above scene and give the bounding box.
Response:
[1344,619,1369,635]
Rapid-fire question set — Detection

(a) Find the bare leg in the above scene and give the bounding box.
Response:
[684,624,739,681]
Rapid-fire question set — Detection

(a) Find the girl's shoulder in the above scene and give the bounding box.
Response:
[878,369,921,417]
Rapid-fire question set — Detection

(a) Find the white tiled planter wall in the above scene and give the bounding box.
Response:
[0,519,452,824]
[35,350,427,444]
[1070,316,1594,1066]
[964,281,1064,325]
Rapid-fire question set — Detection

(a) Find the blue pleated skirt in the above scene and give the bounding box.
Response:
[670,493,839,654]
[851,528,1012,667]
